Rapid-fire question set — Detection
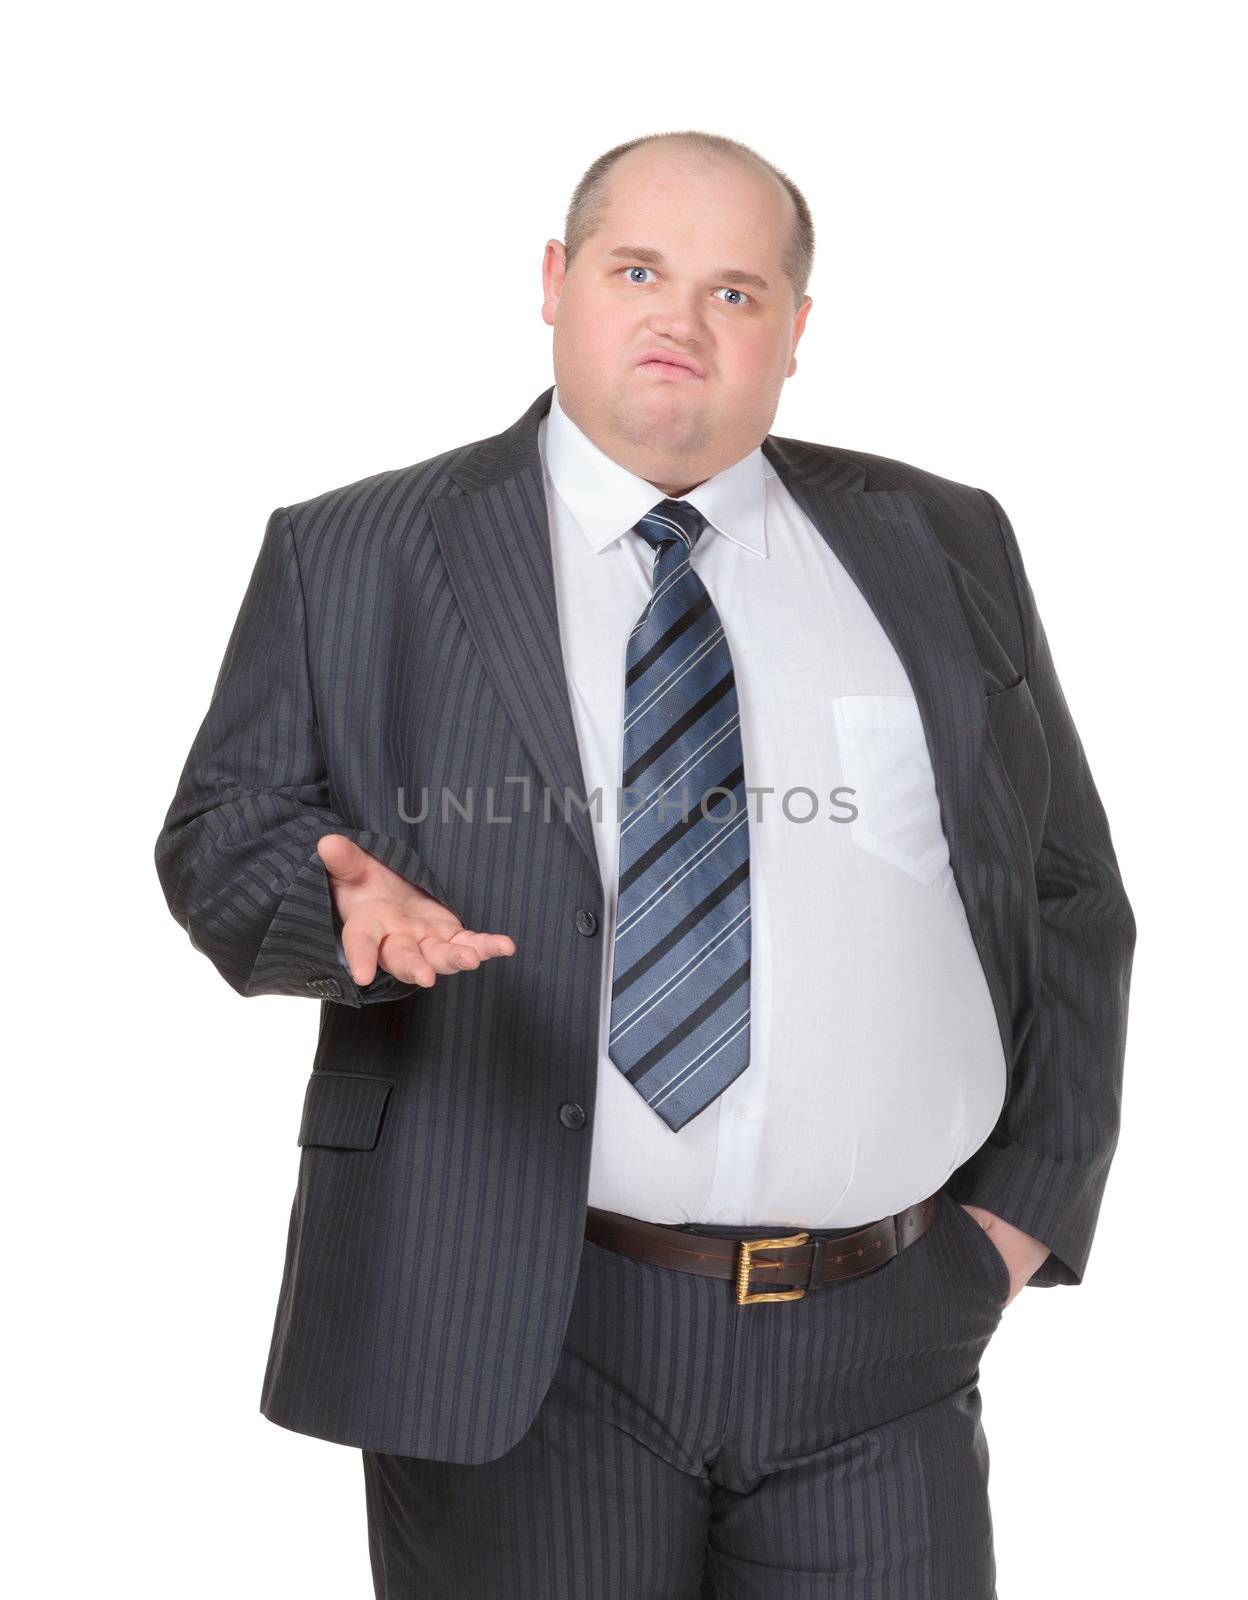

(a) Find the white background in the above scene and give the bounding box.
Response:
[6,2,1243,1594]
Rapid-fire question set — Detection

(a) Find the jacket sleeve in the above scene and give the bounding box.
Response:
[952,490,1138,1286]
[154,505,458,1006]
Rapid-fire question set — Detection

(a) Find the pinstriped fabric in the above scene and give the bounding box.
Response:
[154,383,1134,1465]
[156,411,607,1463]
[362,1191,1004,1597]
[609,499,752,1130]
[949,489,1136,1280]
[296,1071,395,1151]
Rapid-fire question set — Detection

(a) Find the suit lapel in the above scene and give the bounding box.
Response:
[762,437,986,928]
[430,454,602,882]
[430,387,985,927]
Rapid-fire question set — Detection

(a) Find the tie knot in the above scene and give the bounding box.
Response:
[634,498,709,555]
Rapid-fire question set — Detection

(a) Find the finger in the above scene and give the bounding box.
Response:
[340,910,388,988]
[447,930,517,959]
[395,923,516,969]
[356,916,518,986]
[374,931,516,986]
[411,935,485,977]
[376,932,439,987]
[418,929,521,973]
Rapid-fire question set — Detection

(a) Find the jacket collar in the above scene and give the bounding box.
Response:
[539,385,772,558]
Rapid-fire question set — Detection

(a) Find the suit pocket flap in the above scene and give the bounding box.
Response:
[297,1071,395,1151]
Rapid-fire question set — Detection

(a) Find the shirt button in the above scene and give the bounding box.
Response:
[574,908,599,937]
[716,1206,733,1220]
[558,1101,587,1131]
[734,1103,753,1121]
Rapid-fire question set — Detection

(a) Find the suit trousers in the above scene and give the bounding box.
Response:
[361,1187,1011,1599]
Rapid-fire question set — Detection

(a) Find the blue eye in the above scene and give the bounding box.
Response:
[621,267,751,306]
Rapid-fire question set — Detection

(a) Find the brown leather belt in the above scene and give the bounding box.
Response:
[585,1190,941,1305]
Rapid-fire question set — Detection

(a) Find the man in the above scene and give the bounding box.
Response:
[156,130,1136,1597]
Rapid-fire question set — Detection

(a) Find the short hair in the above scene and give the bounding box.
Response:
[562,130,815,308]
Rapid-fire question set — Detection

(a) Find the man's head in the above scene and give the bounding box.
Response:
[541,131,815,496]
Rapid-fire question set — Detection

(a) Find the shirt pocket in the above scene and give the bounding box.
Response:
[830,693,951,886]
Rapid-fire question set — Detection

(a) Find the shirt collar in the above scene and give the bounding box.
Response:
[539,384,771,558]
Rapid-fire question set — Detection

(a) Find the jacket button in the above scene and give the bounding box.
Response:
[558,1101,587,1131]
[575,908,599,937]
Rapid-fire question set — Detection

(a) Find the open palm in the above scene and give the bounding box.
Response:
[317,834,516,989]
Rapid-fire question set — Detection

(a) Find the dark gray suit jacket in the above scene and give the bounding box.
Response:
[155,384,1136,1462]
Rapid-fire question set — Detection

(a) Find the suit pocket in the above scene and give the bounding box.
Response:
[830,694,951,885]
[946,1191,1012,1307]
[297,1070,395,1151]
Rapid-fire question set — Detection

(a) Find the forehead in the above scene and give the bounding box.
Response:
[594,151,791,270]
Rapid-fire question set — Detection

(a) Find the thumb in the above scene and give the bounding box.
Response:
[316,833,370,884]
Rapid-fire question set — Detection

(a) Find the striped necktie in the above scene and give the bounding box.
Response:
[607,497,752,1132]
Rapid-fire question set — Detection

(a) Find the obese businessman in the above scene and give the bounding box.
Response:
[155,128,1136,1598]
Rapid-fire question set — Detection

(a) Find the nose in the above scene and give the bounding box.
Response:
[645,288,707,349]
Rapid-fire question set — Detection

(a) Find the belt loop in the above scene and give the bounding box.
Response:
[806,1234,825,1292]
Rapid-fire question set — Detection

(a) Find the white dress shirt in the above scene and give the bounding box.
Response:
[539,388,1007,1228]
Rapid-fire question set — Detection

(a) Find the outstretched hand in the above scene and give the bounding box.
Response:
[317,834,516,989]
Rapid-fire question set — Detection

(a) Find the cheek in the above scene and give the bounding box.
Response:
[722,335,787,389]
[563,303,634,367]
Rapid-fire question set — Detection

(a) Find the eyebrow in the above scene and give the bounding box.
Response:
[606,245,771,293]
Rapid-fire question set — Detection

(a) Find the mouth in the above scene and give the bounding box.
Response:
[636,359,705,382]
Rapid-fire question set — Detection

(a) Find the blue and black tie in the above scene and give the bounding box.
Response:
[607,497,752,1132]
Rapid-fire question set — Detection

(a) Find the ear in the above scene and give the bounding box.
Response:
[541,239,567,327]
[787,295,813,375]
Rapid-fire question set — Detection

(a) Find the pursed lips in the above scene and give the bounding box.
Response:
[637,358,704,381]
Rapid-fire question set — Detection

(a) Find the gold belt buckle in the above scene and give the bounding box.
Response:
[735,1231,811,1305]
